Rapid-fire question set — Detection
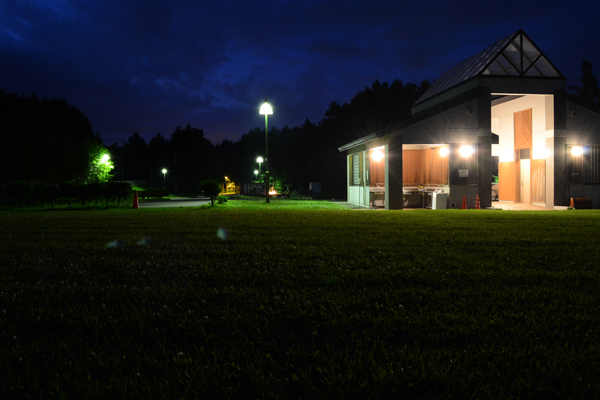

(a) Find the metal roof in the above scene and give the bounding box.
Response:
[415,30,564,106]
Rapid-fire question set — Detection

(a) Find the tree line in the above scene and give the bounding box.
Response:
[109,79,432,198]
[2,60,598,201]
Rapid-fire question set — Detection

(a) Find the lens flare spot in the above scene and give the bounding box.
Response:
[106,240,120,248]
[137,237,149,246]
[216,228,227,240]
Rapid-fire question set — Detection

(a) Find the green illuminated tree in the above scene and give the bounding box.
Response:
[86,141,115,183]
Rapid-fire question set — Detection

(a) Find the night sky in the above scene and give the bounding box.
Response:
[1,1,599,146]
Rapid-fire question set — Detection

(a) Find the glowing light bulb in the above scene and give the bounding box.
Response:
[460,145,473,157]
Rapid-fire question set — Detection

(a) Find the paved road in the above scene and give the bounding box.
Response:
[139,197,212,208]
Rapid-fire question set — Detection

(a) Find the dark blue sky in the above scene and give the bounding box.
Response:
[1,1,599,145]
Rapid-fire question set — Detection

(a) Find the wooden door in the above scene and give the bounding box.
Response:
[520,159,530,203]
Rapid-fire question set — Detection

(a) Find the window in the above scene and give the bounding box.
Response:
[584,145,600,184]
[349,153,363,186]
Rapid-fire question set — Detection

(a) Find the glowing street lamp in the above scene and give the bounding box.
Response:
[162,169,167,189]
[254,169,259,182]
[259,99,273,203]
[100,154,111,181]
[256,156,263,175]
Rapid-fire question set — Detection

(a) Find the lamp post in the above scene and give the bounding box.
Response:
[256,156,263,175]
[254,170,259,182]
[259,99,273,203]
[162,169,167,189]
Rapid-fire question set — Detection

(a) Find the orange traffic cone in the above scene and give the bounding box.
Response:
[475,195,481,209]
[461,195,467,209]
[133,190,139,209]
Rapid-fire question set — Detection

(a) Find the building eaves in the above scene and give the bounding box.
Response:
[337,87,484,152]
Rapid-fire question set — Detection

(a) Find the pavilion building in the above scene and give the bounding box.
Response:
[338,30,600,209]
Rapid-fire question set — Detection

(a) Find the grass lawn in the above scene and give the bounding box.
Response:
[1,200,599,398]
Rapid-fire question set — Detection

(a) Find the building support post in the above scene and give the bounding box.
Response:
[385,135,403,210]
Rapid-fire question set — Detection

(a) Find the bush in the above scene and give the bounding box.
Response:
[79,182,103,206]
[141,188,167,199]
[6,181,32,207]
[217,195,228,204]
[104,182,132,206]
[199,179,221,206]
[59,182,79,207]
[33,184,59,208]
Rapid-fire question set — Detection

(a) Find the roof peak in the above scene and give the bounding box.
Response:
[415,30,564,106]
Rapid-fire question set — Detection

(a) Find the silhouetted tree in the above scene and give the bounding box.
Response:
[200,179,221,206]
[170,124,216,193]
[0,90,95,183]
[569,60,600,108]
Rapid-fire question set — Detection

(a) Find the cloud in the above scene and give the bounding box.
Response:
[1,0,599,146]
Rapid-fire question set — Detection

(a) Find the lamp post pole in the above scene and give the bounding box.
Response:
[162,169,167,189]
[259,99,273,203]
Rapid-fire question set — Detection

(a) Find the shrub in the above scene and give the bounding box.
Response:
[6,181,32,207]
[104,182,132,206]
[79,182,103,206]
[142,188,167,199]
[200,179,221,206]
[33,184,59,208]
[217,195,228,204]
[59,182,79,207]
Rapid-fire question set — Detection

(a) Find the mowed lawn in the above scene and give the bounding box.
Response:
[1,201,600,399]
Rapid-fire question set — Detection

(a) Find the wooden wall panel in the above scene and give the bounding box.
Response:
[402,150,421,185]
[498,162,515,201]
[514,109,532,150]
[402,149,449,186]
[369,150,386,186]
[433,149,449,185]
[422,148,449,185]
[531,159,545,203]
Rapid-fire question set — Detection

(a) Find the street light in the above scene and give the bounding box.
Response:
[101,154,111,182]
[259,99,273,203]
[256,156,263,175]
[162,168,167,189]
[254,170,259,182]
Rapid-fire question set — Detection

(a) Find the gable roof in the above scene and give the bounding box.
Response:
[415,29,565,106]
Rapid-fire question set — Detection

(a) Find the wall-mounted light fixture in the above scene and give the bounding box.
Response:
[439,147,449,157]
[571,146,583,157]
[459,145,473,157]
[372,150,384,161]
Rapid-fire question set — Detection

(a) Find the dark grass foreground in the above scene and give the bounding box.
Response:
[1,201,600,399]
